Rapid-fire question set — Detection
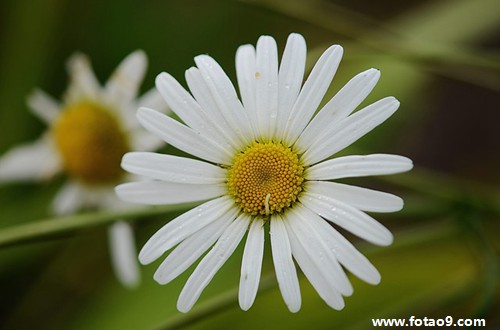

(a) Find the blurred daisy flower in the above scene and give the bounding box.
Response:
[0,50,167,288]
[116,33,413,312]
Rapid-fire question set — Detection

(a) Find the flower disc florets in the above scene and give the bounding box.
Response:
[227,141,304,216]
[52,101,129,184]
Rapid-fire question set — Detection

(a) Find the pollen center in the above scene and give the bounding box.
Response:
[227,142,304,216]
[52,101,129,185]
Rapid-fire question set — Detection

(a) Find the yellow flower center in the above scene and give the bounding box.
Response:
[227,142,304,216]
[52,101,129,185]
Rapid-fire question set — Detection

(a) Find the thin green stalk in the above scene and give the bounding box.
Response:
[246,0,500,67]
[152,222,462,330]
[460,212,499,318]
[153,274,277,330]
[379,167,500,216]
[1,165,497,248]
[245,0,500,89]
[0,202,197,248]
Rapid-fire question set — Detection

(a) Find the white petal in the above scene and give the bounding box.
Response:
[105,50,147,105]
[302,97,400,166]
[26,89,61,124]
[255,35,279,140]
[235,44,258,134]
[275,33,306,139]
[154,210,236,285]
[136,107,232,164]
[177,213,250,313]
[122,152,226,184]
[138,196,234,264]
[285,214,346,310]
[65,53,101,102]
[288,206,352,297]
[305,181,404,213]
[97,188,135,212]
[130,129,165,151]
[52,182,84,215]
[108,221,140,288]
[270,214,301,313]
[306,154,414,180]
[128,87,170,131]
[239,218,265,311]
[72,184,113,211]
[195,55,254,144]
[307,213,381,285]
[185,67,244,150]
[302,192,393,246]
[135,87,167,111]
[282,45,343,143]
[0,136,60,183]
[116,105,140,132]
[155,72,234,151]
[115,180,225,205]
[296,68,380,152]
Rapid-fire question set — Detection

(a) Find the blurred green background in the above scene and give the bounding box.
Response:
[0,0,499,329]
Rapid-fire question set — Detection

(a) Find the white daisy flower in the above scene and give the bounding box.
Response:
[116,33,413,312]
[0,50,168,288]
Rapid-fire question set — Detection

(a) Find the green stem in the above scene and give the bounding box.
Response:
[460,211,499,318]
[379,167,500,216]
[0,202,197,248]
[153,274,277,330]
[153,222,461,329]
[0,165,497,248]
[246,0,500,89]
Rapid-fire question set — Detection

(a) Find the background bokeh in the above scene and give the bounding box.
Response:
[0,0,499,329]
